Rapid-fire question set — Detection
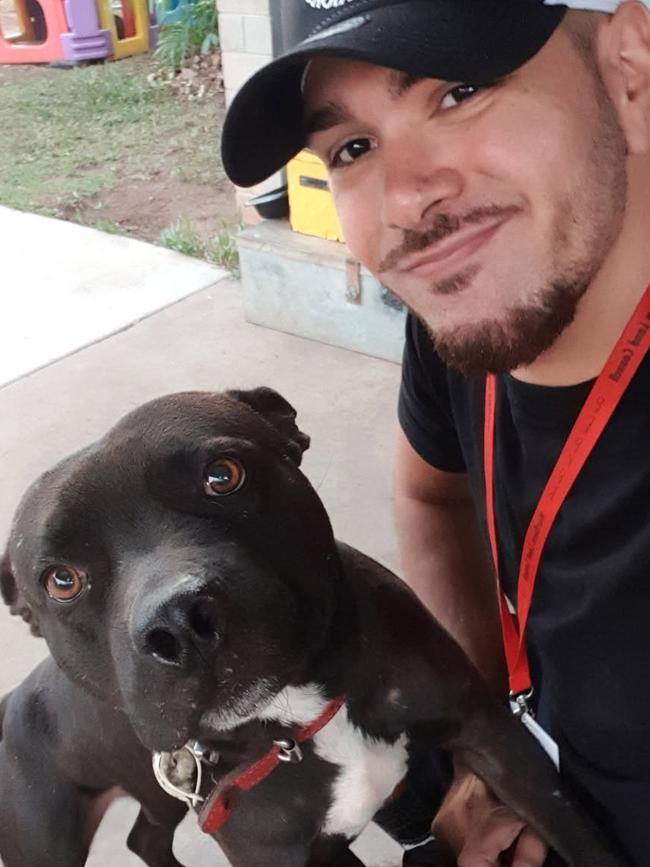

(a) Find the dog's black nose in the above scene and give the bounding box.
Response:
[135,593,222,669]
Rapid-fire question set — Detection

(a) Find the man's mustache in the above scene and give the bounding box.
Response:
[377,204,522,273]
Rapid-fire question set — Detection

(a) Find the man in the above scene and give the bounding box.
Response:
[220,1,650,864]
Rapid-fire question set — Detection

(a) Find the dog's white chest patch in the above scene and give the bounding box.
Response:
[316,706,409,838]
[260,685,409,839]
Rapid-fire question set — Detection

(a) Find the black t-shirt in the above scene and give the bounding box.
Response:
[398,313,650,864]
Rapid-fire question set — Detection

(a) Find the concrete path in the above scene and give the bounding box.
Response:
[0,207,224,387]
[0,213,405,865]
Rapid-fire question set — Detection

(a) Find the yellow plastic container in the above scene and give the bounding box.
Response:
[287,150,344,243]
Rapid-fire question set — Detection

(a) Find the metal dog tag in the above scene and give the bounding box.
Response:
[152,742,207,809]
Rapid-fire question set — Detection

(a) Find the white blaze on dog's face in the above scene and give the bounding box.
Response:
[2,389,346,752]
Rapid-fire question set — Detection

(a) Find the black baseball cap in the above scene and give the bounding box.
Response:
[221,0,568,188]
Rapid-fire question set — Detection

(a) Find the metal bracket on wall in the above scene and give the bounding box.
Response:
[380,284,404,312]
[345,259,362,304]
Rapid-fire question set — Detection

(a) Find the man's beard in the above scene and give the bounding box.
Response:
[404,79,627,377]
[430,274,591,376]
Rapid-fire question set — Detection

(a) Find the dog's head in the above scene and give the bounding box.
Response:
[3,388,343,750]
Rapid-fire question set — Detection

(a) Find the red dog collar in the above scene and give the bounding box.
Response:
[199,694,346,834]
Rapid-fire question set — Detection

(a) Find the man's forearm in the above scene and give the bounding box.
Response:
[395,494,507,695]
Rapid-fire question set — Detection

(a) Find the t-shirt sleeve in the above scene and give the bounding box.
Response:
[397,314,466,473]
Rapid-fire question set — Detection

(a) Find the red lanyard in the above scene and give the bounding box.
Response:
[484,281,650,699]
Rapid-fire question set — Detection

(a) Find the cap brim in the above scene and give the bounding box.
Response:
[222,0,566,188]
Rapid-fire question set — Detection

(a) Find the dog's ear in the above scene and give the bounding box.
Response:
[1,551,41,637]
[228,387,311,466]
[0,552,17,608]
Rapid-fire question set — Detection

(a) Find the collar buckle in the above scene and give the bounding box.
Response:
[274,737,303,763]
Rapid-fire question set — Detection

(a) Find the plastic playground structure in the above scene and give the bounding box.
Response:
[0,0,190,63]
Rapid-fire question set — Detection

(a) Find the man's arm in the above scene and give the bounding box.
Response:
[393,427,506,693]
[394,429,547,867]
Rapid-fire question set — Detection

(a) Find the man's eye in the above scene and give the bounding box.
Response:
[331,138,373,168]
[440,84,482,111]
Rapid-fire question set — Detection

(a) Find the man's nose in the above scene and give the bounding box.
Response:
[131,581,222,670]
[380,140,464,232]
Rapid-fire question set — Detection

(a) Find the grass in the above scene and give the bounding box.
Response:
[156,217,240,275]
[0,58,224,215]
[207,229,239,273]
[0,54,239,271]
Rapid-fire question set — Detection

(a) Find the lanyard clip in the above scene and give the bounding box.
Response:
[509,688,534,719]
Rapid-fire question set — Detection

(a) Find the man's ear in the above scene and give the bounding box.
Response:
[1,551,41,637]
[227,387,311,466]
[598,1,650,153]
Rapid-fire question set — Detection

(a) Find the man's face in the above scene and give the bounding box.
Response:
[303,24,627,374]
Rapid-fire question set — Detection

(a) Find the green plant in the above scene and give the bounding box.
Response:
[93,218,123,235]
[154,0,219,70]
[207,228,239,274]
[156,220,240,273]
[156,217,203,257]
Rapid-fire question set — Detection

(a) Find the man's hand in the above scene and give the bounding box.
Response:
[432,771,548,867]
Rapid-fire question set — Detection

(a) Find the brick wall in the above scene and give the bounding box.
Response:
[217,0,282,220]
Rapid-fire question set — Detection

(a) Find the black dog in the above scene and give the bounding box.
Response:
[0,388,628,867]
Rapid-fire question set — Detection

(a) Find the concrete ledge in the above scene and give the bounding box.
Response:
[238,221,406,363]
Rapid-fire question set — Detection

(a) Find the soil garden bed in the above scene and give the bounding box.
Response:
[0,50,239,267]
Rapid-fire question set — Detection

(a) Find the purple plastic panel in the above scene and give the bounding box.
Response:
[61,28,111,60]
[61,0,111,60]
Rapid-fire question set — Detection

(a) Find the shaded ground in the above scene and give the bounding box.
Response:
[0,270,404,866]
[0,52,238,249]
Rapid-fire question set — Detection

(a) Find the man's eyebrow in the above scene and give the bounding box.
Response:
[388,70,425,99]
[303,72,427,140]
[303,102,353,139]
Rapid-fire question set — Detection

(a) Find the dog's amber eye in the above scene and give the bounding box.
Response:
[204,458,245,496]
[43,565,86,602]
